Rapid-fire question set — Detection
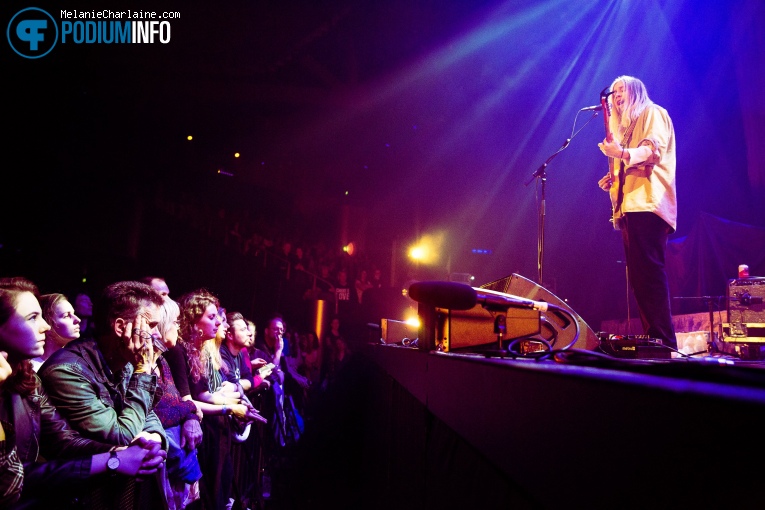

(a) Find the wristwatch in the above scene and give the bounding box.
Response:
[107,450,120,475]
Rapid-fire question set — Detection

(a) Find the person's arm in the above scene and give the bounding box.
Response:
[283,355,311,389]
[0,426,23,507]
[632,105,672,166]
[40,357,161,447]
[21,440,166,503]
[35,380,114,460]
[88,440,164,477]
[192,391,264,422]
[600,106,671,167]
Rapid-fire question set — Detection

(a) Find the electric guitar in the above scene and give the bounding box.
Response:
[600,86,617,225]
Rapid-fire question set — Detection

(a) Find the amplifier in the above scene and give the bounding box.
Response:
[728,277,765,324]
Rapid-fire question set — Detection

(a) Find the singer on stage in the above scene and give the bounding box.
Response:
[597,76,678,350]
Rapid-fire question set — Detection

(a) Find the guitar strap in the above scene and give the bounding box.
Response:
[613,118,638,217]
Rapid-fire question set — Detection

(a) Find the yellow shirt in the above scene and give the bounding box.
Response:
[609,103,677,232]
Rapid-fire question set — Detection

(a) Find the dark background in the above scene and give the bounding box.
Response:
[2,0,764,330]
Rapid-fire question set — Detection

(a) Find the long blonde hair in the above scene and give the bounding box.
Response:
[157,296,180,347]
[608,75,654,136]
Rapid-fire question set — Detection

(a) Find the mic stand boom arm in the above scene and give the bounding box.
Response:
[524,110,600,285]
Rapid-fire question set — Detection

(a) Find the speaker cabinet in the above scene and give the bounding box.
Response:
[433,304,542,352]
[480,273,599,351]
[727,277,765,324]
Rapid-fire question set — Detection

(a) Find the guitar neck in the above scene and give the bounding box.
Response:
[600,95,613,142]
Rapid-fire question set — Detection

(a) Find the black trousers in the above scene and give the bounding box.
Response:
[621,211,678,349]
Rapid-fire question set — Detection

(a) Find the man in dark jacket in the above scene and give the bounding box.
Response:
[39,281,167,509]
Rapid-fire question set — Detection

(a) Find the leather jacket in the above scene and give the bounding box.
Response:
[38,337,166,448]
[0,376,113,508]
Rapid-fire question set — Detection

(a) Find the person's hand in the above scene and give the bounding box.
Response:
[181,418,203,451]
[245,407,267,425]
[132,431,163,445]
[0,352,12,383]
[214,383,242,404]
[598,139,624,159]
[127,435,167,476]
[229,403,267,425]
[257,363,274,379]
[251,357,268,369]
[137,446,166,477]
[110,444,150,477]
[274,334,284,356]
[124,316,159,374]
[228,403,249,420]
[218,393,243,406]
[218,381,238,394]
[598,174,613,191]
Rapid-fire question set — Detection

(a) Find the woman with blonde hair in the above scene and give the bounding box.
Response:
[30,293,81,371]
[152,296,203,509]
[597,75,678,350]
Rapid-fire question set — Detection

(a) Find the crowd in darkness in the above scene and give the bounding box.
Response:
[0,270,369,510]
[0,188,394,509]
[146,190,392,343]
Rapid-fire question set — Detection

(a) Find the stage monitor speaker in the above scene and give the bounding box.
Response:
[480,273,599,351]
[433,304,541,353]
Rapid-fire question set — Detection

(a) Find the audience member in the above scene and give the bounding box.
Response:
[0,351,18,508]
[73,291,96,339]
[141,276,171,298]
[324,336,352,390]
[321,316,344,386]
[305,264,334,301]
[241,319,259,380]
[251,315,306,501]
[354,269,373,304]
[39,280,168,509]
[370,267,384,289]
[292,245,306,272]
[153,297,203,510]
[333,268,358,322]
[299,332,321,386]
[176,289,263,510]
[222,311,273,508]
[0,277,165,509]
[31,293,81,371]
[222,312,271,395]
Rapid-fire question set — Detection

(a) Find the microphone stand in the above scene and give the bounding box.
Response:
[525,111,601,284]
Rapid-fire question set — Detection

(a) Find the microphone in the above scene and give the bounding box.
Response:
[408,281,551,312]
[580,105,603,111]
[474,287,550,312]
[408,281,476,310]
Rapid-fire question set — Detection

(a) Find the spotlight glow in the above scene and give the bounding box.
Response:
[408,231,447,266]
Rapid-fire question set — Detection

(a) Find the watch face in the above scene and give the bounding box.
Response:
[107,454,120,470]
